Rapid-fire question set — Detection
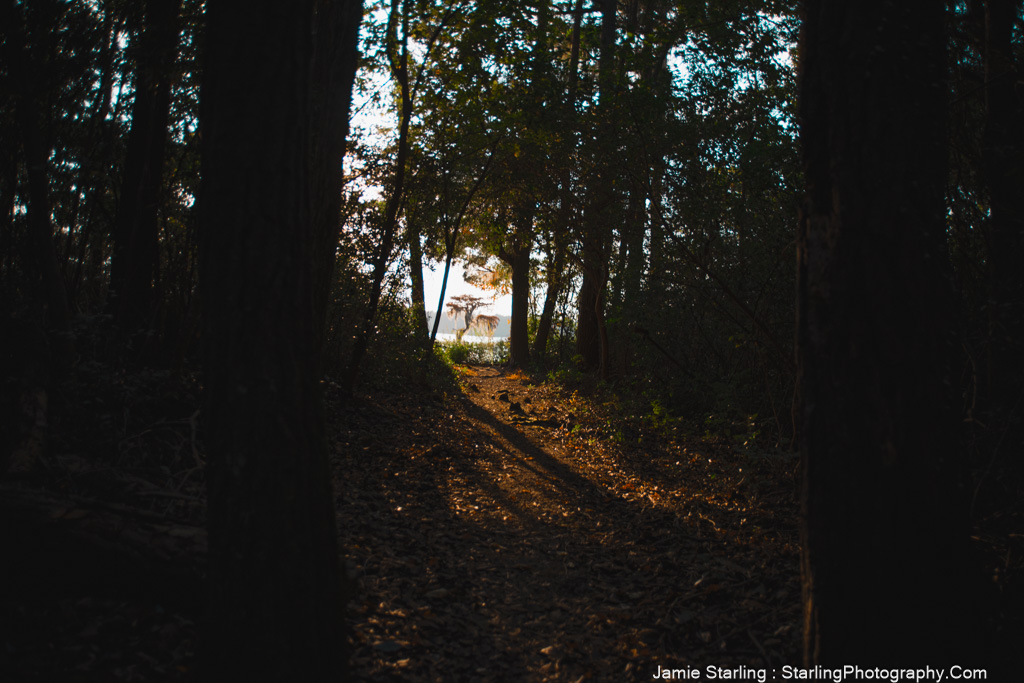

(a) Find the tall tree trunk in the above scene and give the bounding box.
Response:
[68,7,119,308]
[18,97,73,357]
[533,229,566,360]
[429,250,454,344]
[982,0,1024,454]
[108,0,181,331]
[798,1,978,666]
[407,220,430,345]
[4,5,73,356]
[576,0,616,375]
[646,155,666,300]
[310,0,364,366]
[198,2,357,678]
[619,178,646,313]
[1,139,16,297]
[500,220,532,368]
[509,244,531,367]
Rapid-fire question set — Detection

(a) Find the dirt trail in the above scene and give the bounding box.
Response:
[334,365,801,682]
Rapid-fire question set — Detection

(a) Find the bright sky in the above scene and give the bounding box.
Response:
[422,259,513,318]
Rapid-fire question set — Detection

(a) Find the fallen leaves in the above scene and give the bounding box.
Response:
[332,365,802,681]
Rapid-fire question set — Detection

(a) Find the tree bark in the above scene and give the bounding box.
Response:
[982,0,1024,447]
[533,228,566,360]
[499,223,532,368]
[576,0,616,375]
[798,1,978,666]
[198,2,357,679]
[108,0,181,331]
[17,97,74,363]
[310,0,364,366]
[407,219,431,345]
[3,5,73,353]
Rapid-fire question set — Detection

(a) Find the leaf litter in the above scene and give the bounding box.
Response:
[331,365,802,682]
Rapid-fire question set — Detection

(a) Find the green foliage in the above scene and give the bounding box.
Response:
[435,338,509,366]
[546,362,585,387]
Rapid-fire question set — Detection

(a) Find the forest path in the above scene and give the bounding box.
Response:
[332,365,801,682]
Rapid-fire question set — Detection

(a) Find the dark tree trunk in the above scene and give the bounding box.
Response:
[575,0,616,375]
[533,230,566,360]
[407,221,430,345]
[17,97,73,357]
[510,246,531,366]
[198,2,358,679]
[982,0,1024,449]
[500,228,532,368]
[108,0,181,331]
[3,6,73,352]
[68,8,120,308]
[647,157,666,299]
[620,169,646,314]
[1,138,16,296]
[798,1,978,666]
[429,250,454,344]
[310,0,363,365]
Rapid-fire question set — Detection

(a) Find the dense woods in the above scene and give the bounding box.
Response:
[1,0,1021,679]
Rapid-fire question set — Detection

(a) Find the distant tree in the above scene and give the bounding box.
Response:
[198,1,361,679]
[798,1,978,666]
[474,313,500,338]
[446,293,488,341]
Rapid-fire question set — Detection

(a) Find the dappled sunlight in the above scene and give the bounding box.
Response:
[333,366,802,681]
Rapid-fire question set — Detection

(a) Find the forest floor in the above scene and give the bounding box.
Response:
[333,365,803,682]
[13,359,1019,681]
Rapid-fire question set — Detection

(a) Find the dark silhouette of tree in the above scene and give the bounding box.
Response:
[197,1,361,679]
[531,0,583,362]
[310,0,365,366]
[107,0,182,332]
[981,0,1024,457]
[1,0,80,362]
[575,0,617,376]
[798,1,979,666]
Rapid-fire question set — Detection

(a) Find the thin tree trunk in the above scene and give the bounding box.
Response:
[1,141,15,295]
[798,1,978,665]
[429,251,454,344]
[533,230,565,359]
[346,0,411,393]
[18,97,73,354]
[533,0,582,361]
[407,220,430,345]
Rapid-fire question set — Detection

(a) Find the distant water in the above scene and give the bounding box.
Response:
[435,332,507,343]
